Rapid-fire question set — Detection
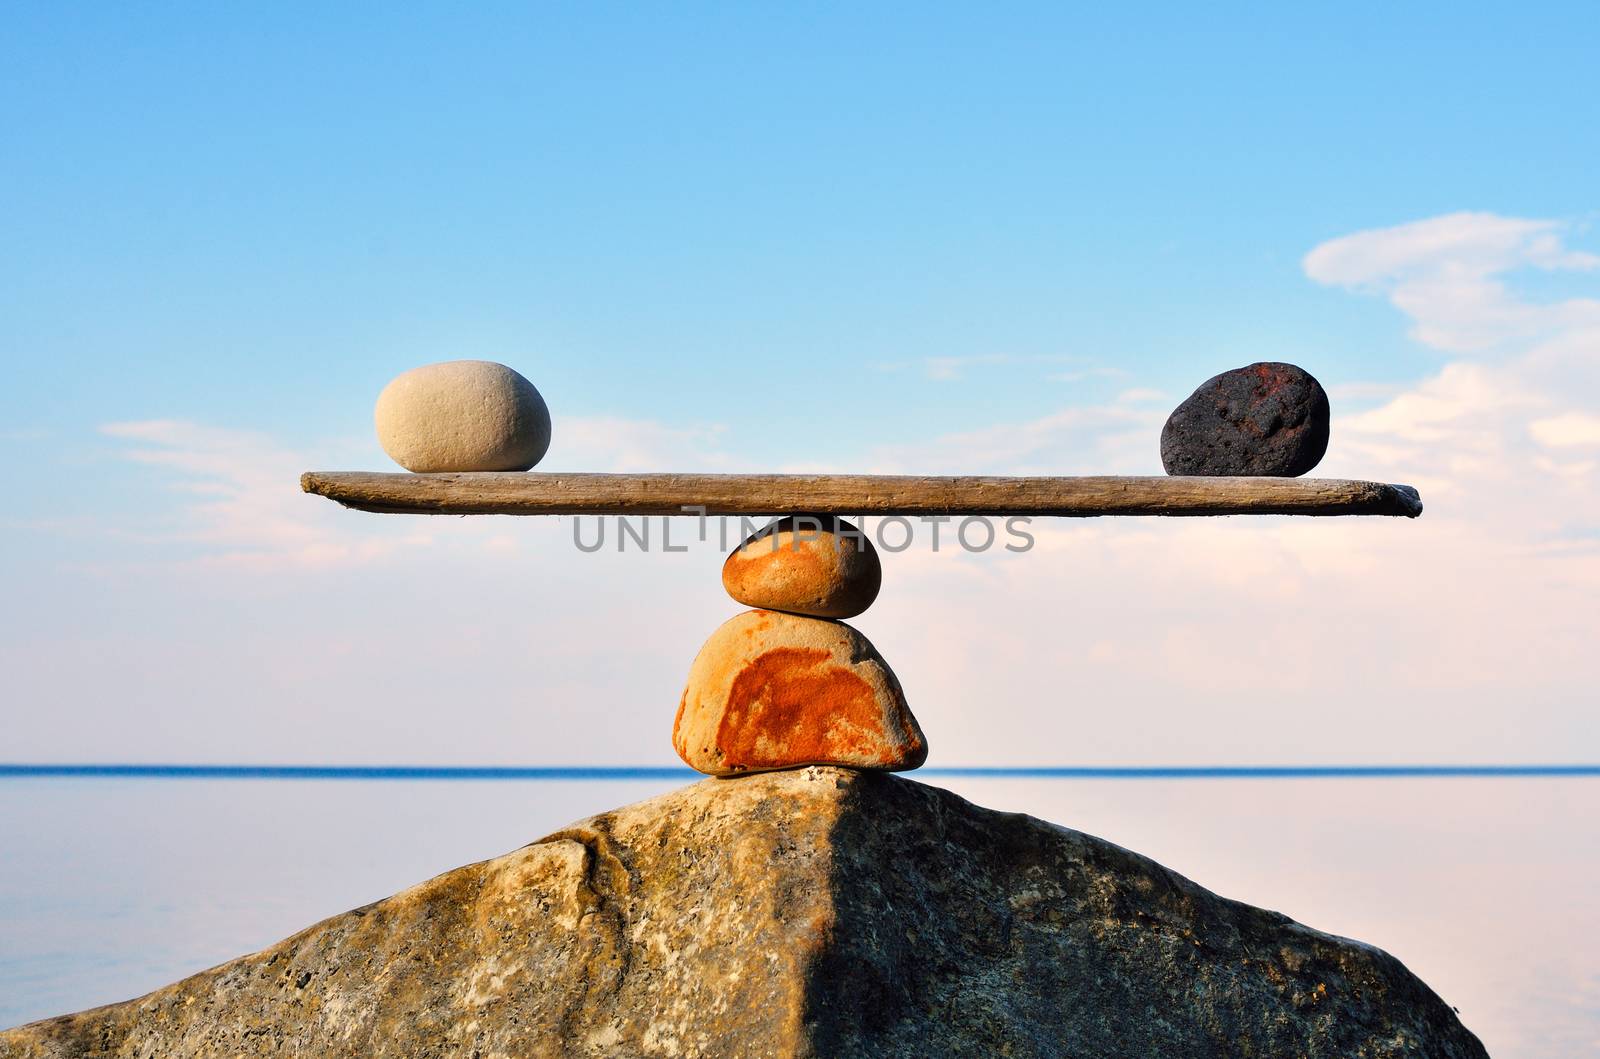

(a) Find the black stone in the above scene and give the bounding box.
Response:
[1161,362,1331,476]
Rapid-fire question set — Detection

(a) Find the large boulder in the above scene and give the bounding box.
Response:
[0,769,1486,1058]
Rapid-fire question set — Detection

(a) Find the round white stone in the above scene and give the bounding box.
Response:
[375,360,552,472]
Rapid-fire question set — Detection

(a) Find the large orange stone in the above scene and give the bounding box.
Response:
[673,610,927,776]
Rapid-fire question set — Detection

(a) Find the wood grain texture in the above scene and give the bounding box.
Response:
[300,471,1424,518]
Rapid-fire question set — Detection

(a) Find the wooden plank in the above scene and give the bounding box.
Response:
[300,472,1424,518]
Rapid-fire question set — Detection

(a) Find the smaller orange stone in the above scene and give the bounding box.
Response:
[722,516,881,619]
[673,610,927,776]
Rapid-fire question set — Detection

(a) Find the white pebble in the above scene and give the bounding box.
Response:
[375,360,552,473]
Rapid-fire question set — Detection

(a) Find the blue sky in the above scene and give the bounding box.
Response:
[6,3,1597,447]
[3,5,1598,765]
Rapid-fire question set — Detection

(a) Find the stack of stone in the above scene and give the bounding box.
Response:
[673,516,928,776]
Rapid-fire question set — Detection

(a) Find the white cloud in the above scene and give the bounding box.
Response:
[857,211,1600,766]
[98,420,428,571]
[93,413,739,573]
[1326,381,1407,402]
[874,353,1111,382]
[1303,211,1600,353]
[1529,412,1600,449]
[864,387,1165,475]
[1303,213,1597,287]
[1049,366,1130,384]
[551,415,733,472]
[925,354,1012,381]
[1302,214,1600,526]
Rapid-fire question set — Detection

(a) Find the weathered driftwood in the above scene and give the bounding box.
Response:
[300,471,1423,518]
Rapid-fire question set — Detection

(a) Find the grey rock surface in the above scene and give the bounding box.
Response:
[1,768,1486,1058]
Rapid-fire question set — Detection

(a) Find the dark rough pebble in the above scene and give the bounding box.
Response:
[1162,362,1331,476]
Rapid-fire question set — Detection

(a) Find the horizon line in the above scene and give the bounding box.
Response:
[2,763,1598,780]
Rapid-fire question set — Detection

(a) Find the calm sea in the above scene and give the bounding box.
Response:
[3,771,1596,1057]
